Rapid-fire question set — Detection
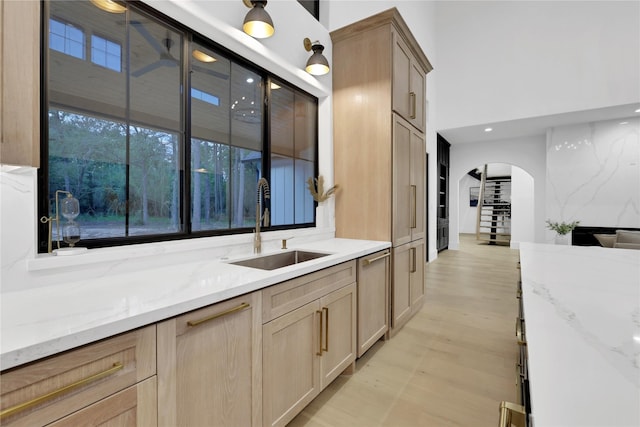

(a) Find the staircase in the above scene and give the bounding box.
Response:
[476,165,511,245]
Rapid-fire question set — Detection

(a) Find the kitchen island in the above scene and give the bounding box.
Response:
[519,242,640,426]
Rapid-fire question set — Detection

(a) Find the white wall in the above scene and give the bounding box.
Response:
[545,116,640,241]
[449,135,547,249]
[458,173,480,234]
[511,165,535,247]
[435,1,640,131]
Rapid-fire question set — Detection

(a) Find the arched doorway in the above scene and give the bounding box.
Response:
[458,163,535,248]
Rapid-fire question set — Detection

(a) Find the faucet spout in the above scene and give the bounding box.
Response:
[254,178,270,254]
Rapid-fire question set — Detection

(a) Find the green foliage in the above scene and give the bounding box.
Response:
[545,219,580,235]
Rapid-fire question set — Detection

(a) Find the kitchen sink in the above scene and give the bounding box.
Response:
[230,250,329,270]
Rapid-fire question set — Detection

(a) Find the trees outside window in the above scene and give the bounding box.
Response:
[41,1,317,252]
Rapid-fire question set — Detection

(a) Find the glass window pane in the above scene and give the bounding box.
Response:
[230,63,262,152]
[270,155,294,226]
[295,92,317,161]
[271,83,294,157]
[191,139,230,231]
[128,126,181,236]
[48,108,127,241]
[231,147,261,229]
[129,12,181,133]
[295,159,315,223]
[191,42,230,143]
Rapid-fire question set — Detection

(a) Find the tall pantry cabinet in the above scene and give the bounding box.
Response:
[331,8,432,335]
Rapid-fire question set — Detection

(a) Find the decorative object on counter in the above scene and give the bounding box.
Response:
[40,190,87,255]
[307,175,338,202]
[242,0,274,39]
[546,219,580,245]
[303,38,330,76]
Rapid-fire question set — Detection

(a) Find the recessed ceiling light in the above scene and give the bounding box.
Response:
[620,121,629,125]
[246,77,254,84]
[484,127,493,132]
[635,108,640,113]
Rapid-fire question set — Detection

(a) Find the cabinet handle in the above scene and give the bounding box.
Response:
[0,362,124,420]
[316,310,323,356]
[410,185,417,229]
[363,251,390,265]
[515,318,526,345]
[187,302,250,327]
[322,307,329,353]
[409,92,416,119]
[410,247,417,273]
[498,401,526,427]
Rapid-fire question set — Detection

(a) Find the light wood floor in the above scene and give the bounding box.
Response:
[288,234,521,427]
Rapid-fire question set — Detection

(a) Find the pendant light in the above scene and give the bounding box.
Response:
[242,0,274,39]
[90,0,126,13]
[304,38,330,76]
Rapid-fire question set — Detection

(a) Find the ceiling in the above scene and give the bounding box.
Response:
[438,103,640,145]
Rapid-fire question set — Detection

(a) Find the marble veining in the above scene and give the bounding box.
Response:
[546,117,640,234]
[520,243,640,426]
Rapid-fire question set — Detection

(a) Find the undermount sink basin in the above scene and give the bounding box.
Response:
[230,250,329,270]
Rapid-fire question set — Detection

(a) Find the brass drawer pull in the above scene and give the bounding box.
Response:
[187,302,250,327]
[322,307,329,353]
[410,185,417,228]
[316,310,323,356]
[410,247,417,273]
[498,401,526,427]
[363,251,390,265]
[515,318,526,345]
[409,92,416,119]
[0,362,124,420]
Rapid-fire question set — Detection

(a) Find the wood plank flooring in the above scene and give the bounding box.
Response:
[288,234,521,427]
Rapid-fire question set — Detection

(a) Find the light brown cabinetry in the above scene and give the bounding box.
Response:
[392,239,425,332]
[392,33,426,132]
[393,113,425,247]
[262,262,357,427]
[0,326,156,427]
[0,0,40,167]
[157,292,262,427]
[356,250,390,357]
[332,8,431,336]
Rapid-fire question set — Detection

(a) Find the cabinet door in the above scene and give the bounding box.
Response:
[48,377,157,427]
[157,292,262,427]
[392,32,412,124]
[319,282,357,389]
[411,130,425,241]
[410,61,426,131]
[410,240,426,313]
[392,114,413,247]
[391,243,412,332]
[263,301,321,427]
[1,326,156,427]
[357,250,390,357]
[0,0,40,167]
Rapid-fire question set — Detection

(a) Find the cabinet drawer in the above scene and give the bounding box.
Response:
[262,261,356,323]
[1,325,156,426]
[48,377,157,427]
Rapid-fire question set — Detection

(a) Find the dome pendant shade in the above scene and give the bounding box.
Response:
[304,39,330,76]
[243,1,274,39]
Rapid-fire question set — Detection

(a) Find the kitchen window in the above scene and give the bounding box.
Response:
[39,0,318,252]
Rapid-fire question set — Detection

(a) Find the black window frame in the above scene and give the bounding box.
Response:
[38,0,319,253]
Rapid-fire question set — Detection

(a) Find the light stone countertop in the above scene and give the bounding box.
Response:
[519,242,640,427]
[0,238,390,371]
